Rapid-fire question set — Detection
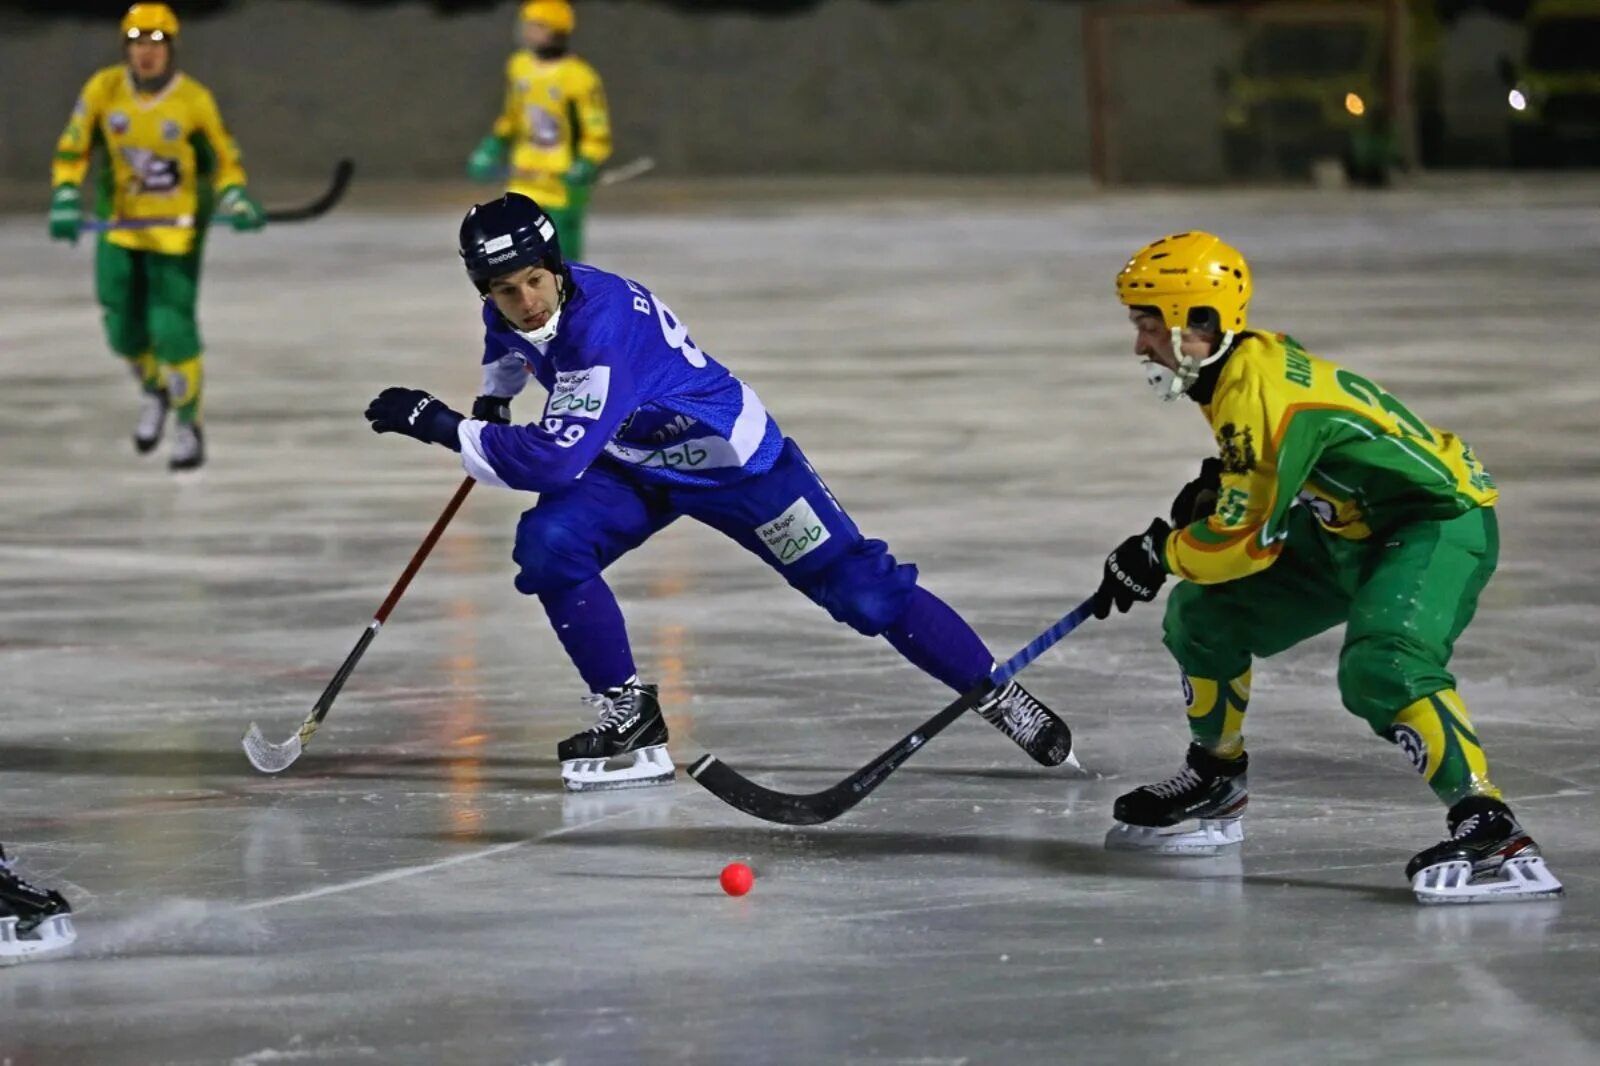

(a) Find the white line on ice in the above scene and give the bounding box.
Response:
[237,806,640,913]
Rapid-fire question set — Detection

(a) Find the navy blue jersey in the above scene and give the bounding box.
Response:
[458,264,784,492]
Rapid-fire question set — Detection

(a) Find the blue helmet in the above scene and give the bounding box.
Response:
[458,192,563,293]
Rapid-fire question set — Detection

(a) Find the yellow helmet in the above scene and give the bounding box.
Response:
[1115,231,1251,335]
[121,3,179,39]
[521,0,575,35]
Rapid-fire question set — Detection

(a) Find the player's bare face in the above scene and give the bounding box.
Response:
[126,36,171,81]
[489,266,561,332]
[1129,310,1215,367]
[522,20,558,51]
[1130,310,1178,369]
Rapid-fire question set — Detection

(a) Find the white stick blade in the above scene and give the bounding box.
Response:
[241,723,303,774]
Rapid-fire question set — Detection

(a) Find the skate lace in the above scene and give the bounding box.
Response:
[991,685,1050,746]
[580,686,639,734]
[0,851,48,898]
[1451,813,1482,840]
[1146,767,1204,800]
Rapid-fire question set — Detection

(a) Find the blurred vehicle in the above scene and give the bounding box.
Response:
[1499,0,1600,164]
[1218,6,1398,184]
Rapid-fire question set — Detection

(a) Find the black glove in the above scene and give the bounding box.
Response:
[364,387,464,450]
[1091,517,1171,620]
[471,394,513,425]
[1169,457,1224,527]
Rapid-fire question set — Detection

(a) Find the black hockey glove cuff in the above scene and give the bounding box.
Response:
[471,394,513,425]
[364,387,464,451]
[1092,517,1171,620]
[1169,457,1224,527]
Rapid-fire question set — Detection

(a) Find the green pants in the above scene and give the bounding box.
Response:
[1163,506,1499,733]
[95,237,205,365]
[545,203,586,262]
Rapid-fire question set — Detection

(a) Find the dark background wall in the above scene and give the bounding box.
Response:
[2,0,1093,182]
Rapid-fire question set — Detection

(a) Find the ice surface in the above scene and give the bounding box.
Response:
[2,178,1598,1065]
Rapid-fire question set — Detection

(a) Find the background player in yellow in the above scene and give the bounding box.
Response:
[1086,232,1561,904]
[48,3,265,472]
[466,0,612,260]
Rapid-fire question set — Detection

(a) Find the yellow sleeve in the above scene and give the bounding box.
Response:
[1163,368,1301,585]
[191,85,248,191]
[52,74,107,187]
[491,55,522,141]
[569,61,613,166]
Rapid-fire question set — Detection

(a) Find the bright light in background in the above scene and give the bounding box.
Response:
[1508,88,1528,112]
[1344,92,1366,117]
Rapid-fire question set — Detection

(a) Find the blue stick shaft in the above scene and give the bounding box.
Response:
[988,598,1096,688]
[79,217,192,232]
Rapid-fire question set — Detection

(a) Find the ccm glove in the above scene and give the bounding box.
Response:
[365,387,464,451]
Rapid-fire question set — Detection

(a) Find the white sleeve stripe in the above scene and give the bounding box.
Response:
[458,420,512,489]
[728,381,769,463]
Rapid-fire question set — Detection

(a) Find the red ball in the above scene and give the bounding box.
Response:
[720,862,754,896]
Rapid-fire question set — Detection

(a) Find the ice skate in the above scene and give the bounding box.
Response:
[0,845,76,965]
[1105,744,1247,855]
[558,677,674,792]
[974,679,1074,767]
[133,386,169,454]
[169,422,205,472]
[1408,795,1563,905]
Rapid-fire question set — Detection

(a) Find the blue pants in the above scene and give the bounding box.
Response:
[514,438,919,636]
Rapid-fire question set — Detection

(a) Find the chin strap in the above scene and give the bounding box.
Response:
[503,274,567,345]
[1142,327,1236,402]
[514,306,562,345]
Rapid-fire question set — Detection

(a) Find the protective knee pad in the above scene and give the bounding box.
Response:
[1162,582,1251,682]
[1338,633,1453,729]
[1184,668,1251,758]
[101,303,147,359]
[512,513,604,597]
[795,538,917,636]
[1387,690,1501,806]
[149,304,202,364]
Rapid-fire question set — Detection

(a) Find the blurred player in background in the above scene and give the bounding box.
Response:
[0,844,75,965]
[467,0,612,260]
[361,193,1073,791]
[1089,231,1562,904]
[48,3,265,472]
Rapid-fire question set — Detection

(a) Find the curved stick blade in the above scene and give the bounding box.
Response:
[241,722,303,774]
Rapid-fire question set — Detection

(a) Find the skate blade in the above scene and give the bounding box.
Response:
[1105,817,1244,856]
[561,744,676,793]
[1412,855,1565,905]
[0,914,78,965]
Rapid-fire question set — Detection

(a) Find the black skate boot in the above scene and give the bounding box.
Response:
[1406,795,1563,904]
[169,422,205,472]
[133,386,170,454]
[1105,744,1248,854]
[0,845,76,965]
[974,680,1074,767]
[557,677,674,792]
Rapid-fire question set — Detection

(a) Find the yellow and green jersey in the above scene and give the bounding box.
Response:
[494,50,612,209]
[53,66,247,256]
[1165,331,1497,585]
